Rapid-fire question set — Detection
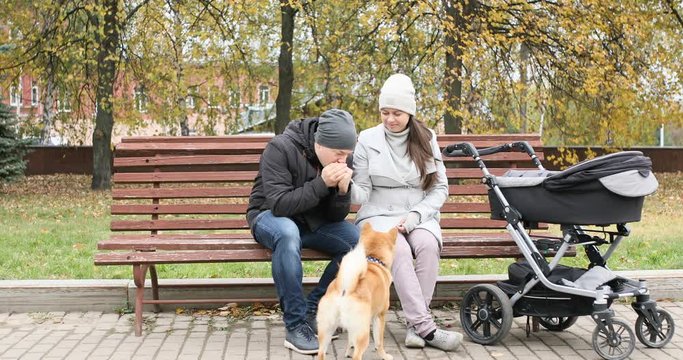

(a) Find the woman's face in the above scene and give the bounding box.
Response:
[381,108,410,133]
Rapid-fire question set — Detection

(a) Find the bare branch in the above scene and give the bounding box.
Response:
[665,0,683,29]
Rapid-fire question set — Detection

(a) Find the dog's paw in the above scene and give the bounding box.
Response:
[376,347,392,360]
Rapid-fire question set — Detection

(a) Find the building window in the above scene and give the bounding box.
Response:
[31,82,39,106]
[208,87,220,109]
[9,84,21,106]
[57,92,71,112]
[186,86,197,109]
[229,90,241,108]
[258,85,270,104]
[135,86,148,113]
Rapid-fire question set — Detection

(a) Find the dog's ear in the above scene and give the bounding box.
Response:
[361,222,373,234]
[386,227,398,241]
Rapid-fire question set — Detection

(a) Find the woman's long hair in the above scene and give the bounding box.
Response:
[406,116,436,190]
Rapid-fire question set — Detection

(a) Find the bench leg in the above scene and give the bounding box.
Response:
[132,264,148,337]
[149,265,162,313]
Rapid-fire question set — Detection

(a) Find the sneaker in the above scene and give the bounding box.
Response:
[307,312,340,340]
[284,322,319,355]
[424,329,463,351]
[405,327,426,348]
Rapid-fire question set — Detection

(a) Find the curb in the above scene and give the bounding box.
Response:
[2,269,682,313]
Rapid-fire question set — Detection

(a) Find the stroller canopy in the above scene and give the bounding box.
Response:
[499,151,658,197]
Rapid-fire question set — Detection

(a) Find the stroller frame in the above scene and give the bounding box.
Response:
[443,141,675,360]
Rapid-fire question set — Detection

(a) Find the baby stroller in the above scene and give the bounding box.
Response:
[442,141,675,360]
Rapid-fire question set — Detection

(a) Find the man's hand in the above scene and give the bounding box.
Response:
[321,163,349,187]
[337,167,353,195]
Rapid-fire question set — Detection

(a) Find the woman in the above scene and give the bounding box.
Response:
[350,73,463,351]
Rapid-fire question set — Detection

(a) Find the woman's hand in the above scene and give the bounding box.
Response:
[397,211,421,234]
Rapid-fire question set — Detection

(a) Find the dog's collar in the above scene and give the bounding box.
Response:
[366,256,387,268]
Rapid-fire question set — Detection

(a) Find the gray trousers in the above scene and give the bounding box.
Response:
[391,228,441,337]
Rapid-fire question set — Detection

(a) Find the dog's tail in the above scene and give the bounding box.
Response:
[338,242,368,296]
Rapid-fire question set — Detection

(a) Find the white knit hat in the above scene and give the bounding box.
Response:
[378,73,416,116]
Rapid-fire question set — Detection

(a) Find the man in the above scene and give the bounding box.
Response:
[246,108,359,354]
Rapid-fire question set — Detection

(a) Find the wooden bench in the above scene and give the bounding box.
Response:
[95,133,572,335]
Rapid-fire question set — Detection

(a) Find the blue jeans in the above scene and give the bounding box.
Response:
[252,210,359,330]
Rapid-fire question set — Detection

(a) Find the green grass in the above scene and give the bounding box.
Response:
[1,173,682,280]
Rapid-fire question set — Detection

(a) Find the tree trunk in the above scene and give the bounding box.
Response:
[40,56,56,144]
[519,42,529,133]
[91,0,119,190]
[171,2,190,136]
[179,100,190,136]
[275,0,297,135]
[442,0,466,134]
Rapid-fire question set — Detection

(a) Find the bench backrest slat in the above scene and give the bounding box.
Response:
[112,169,539,184]
[112,187,253,199]
[119,134,541,143]
[110,202,493,215]
[110,217,509,232]
[113,152,542,166]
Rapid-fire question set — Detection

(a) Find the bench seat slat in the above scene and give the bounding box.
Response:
[105,231,555,243]
[94,245,559,265]
[95,249,320,264]
[98,234,562,251]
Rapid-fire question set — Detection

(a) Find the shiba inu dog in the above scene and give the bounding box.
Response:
[317,223,398,360]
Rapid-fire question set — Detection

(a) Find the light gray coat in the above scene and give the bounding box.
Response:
[351,124,449,246]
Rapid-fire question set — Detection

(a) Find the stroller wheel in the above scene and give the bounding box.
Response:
[459,284,513,345]
[635,308,675,348]
[591,318,635,360]
[538,316,578,332]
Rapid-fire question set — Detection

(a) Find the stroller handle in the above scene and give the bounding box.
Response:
[442,141,544,169]
[442,142,479,157]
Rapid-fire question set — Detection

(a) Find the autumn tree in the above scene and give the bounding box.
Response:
[88,0,152,190]
[0,2,89,144]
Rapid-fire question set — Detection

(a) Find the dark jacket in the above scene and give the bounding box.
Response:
[246,117,352,231]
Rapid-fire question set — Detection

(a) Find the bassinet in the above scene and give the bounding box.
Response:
[488,151,658,225]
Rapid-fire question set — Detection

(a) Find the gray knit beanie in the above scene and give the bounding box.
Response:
[314,109,357,150]
[378,73,416,116]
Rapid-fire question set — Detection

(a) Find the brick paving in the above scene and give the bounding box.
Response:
[1,303,682,359]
